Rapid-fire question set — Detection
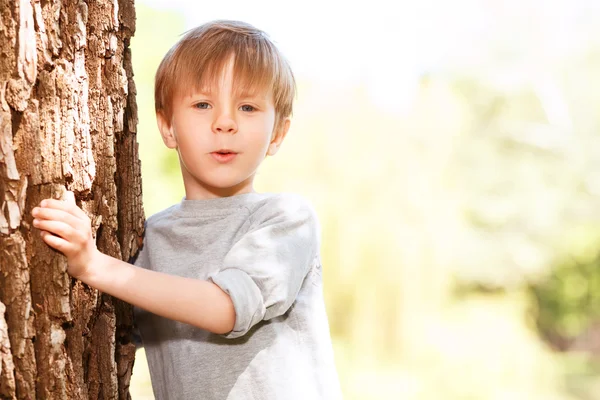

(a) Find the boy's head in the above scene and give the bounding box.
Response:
[153,20,297,198]
[155,20,296,135]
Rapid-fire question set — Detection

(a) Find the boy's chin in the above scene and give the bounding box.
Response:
[190,173,254,192]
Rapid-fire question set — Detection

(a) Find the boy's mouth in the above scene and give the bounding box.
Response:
[213,149,236,154]
[211,149,238,163]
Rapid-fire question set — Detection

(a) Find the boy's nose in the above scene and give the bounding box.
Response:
[212,115,237,134]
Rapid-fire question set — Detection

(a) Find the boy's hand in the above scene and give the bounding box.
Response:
[31,191,101,280]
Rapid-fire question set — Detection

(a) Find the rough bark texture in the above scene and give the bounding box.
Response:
[0,0,144,399]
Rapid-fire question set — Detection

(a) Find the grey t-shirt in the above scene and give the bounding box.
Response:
[132,192,342,400]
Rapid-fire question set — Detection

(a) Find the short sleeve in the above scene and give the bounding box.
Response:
[208,194,320,339]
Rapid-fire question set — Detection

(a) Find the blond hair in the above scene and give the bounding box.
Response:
[155,20,296,130]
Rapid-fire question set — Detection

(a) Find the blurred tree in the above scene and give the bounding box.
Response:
[0,1,143,399]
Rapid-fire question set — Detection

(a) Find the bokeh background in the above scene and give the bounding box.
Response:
[128,0,600,398]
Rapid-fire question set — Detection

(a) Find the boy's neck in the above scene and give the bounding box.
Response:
[182,179,256,200]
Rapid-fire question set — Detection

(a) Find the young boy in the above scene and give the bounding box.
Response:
[30,20,342,400]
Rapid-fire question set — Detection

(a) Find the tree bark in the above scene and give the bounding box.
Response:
[0,1,143,399]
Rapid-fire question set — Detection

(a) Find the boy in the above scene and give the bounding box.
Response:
[30,20,342,400]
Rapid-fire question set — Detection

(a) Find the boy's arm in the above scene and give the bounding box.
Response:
[83,252,235,334]
[31,195,235,335]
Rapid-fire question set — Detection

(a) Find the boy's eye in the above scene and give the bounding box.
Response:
[194,102,211,109]
[240,105,255,112]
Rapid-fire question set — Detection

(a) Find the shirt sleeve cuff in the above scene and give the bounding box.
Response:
[209,268,266,339]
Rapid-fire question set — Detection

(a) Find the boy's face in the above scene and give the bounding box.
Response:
[157,58,290,199]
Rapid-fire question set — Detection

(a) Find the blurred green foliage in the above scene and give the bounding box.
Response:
[131,5,185,215]
[530,240,600,345]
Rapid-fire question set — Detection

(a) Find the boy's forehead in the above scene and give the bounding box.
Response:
[179,83,273,101]
[168,52,278,104]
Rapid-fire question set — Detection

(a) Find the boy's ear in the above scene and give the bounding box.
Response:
[267,117,291,156]
[156,111,178,149]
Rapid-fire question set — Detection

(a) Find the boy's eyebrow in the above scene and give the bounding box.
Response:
[190,88,269,101]
[238,92,268,101]
[192,88,213,96]
[236,86,271,101]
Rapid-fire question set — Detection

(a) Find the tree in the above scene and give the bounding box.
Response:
[0,1,144,398]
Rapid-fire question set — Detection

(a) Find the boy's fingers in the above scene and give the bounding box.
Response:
[40,198,88,221]
[40,230,72,254]
[32,207,84,229]
[33,219,76,240]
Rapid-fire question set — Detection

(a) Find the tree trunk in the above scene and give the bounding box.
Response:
[0,1,144,399]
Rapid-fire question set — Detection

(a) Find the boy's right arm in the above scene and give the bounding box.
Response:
[32,197,237,335]
[82,251,237,335]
